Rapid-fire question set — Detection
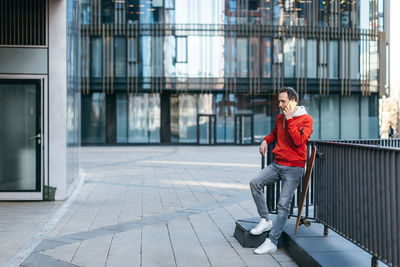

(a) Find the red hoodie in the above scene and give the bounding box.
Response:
[263,107,313,168]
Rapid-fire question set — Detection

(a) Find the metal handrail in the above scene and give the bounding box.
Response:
[262,139,400,266]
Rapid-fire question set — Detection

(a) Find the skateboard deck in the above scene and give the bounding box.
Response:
[295,146,317,234]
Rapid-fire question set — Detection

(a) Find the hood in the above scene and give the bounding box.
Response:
[282,106,308,128]
[293,106,308,117]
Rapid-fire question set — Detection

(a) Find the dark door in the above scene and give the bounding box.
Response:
[197,114,216,145]
[235,114,253,145]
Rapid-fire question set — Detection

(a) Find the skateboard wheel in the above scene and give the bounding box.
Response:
[304,220,311,227]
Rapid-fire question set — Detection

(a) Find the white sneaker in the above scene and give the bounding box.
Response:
[254,238,277,254]
[250,218,273,235]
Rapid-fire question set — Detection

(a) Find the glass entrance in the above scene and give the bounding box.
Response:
[235,114,253,145]
[0,80,41,193]
[197,114,216,144]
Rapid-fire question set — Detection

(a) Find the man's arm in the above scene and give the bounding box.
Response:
[263,124,277,144]
[259,123,277,156]
[286,116,313,146]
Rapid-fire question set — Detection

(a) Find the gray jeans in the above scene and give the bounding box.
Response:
[249,161,304,245]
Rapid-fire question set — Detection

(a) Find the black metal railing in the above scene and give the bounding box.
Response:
[262,139,400,267]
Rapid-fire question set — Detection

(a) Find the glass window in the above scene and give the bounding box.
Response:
[360,0,369,29]
[318,41,327,79]
[114,37,126,78]
[273,0,283,25]
[329,40,339,79]
[284,38,296,78]
[80,0,91,24]
[320,95,339,139]
[237,38,248,77]
[198,94,215,114]
[91,37,102,78]
[116,94,128,143]
[368,95,379,138]
[127,94,160,143]
[82,93,106,143]
[273,39,282,77]
[178,94,197,143]
[249,38,260,78]
[253,95,271,143]
[340,40,348,79]
[216,93,236,143]
[176,36,187,63]
[370,41,379,92]
[165,0,175,9]
[128,37,137,63]
[296,39,305,78]
[102,0,114,23]
[360,95,369,139]
[141,36,152,77]
[341,95,360,139]
[301,94,319,140]
[261,38,272,78]
[307,40,317,78]
[350,41,360,79]
[126,0,140,23]
[170,94,179,142]
[225,37,237,78]
[236,95,252,114]
[148,94,161,142]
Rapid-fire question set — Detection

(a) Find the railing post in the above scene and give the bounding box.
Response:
[371,255,378,267]
[323,225,328,237]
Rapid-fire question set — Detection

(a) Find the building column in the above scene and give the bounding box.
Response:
[48,0,67,200]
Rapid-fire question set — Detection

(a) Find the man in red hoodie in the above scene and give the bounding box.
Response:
[249,87,313,254]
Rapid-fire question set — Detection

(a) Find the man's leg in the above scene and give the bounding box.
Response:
[268,165,304,246]
[249,163,280,219]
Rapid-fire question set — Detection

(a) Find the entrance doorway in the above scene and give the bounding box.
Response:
[235,114,253,145]
[0,79,43,200]
[197,114,216,145]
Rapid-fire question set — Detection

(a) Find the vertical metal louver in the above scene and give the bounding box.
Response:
[0,0,47,46]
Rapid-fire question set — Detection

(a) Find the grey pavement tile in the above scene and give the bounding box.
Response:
[71,235,113,267]
[21,253,78,267]
[167,217,211,267]
[34,239,71,253]
[42,243,80,264]
[188,213,246,266]
[105,229,141,267]
[141,222,176,267]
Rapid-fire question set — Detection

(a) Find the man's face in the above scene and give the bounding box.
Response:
[278,92,290,111]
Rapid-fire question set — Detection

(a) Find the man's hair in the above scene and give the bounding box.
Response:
[279,87,298,102]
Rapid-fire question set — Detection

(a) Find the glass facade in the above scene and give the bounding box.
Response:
[67,0,81,189]
[79,0,386,145]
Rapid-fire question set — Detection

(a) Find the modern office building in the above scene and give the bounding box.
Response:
[80,0,388,146]
[0,0,81,200]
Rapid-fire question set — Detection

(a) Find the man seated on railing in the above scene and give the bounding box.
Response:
[249,87,313,254]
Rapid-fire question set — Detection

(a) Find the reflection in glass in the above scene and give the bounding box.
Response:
[199,116,215,144]
[329,40,339,79]
[307,40,317,78]
[102,0,114,23]
[253,95,271,143]
[320,95,339,139]
[116,94,128,143]
[225,37,237,77]
[0,83,38,191]
[179,94,197,143]
[198,94,214,114]
[237,38,248,77]
[176,36,187,63]
[249,38,260,78]
[128,94,160,143]
[261,38,272,78]
[91,37,102,78]
[82,93,106,143]
[114,37,126,78]
[301,94,319,140]
[341,95,360,139]
[370,41,379,92]
[216,94,235,143]
[284,38,296,78]
[361,95,379,138]
[350,41,360,79]
[318,41,327,79]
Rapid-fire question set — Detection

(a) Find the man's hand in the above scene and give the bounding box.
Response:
[283,104,295,120]
[259,140,268,156]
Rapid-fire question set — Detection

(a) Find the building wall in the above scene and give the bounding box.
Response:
[80,0,386,144]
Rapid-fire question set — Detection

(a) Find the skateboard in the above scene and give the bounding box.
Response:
[295,146,317,234]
